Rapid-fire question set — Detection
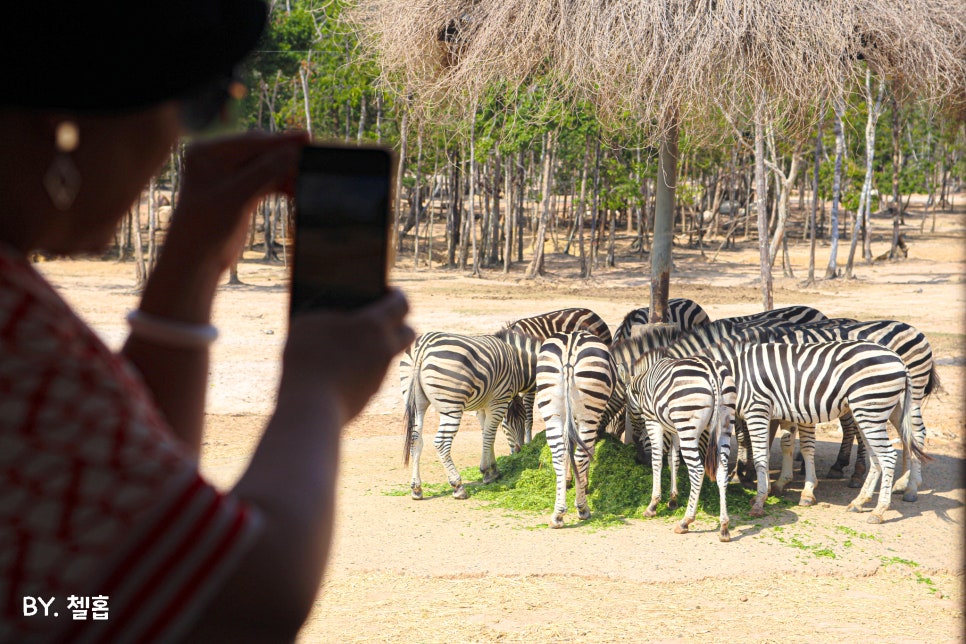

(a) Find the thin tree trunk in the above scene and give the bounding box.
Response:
[356,92,367,144]
[889,95,903,259]
[588,136,602,277]
[394,107,408,253]
[754,102,773,310]
[807,112,822,285]
[825,97,845,279]
[503,153,513,274]
[849,74,885,275]
[469,108,480,277]
[526,130,556,279]
[413,123,423,270]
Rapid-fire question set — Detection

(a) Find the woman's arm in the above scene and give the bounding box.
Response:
[121,132,308,455]
[181,290,413,641]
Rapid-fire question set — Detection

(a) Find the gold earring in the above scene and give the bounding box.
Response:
[43,121,81,210]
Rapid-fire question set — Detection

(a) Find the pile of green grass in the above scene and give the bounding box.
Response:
[449,432,792,527]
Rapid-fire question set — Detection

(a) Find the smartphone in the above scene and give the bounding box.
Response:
[290,144,394,315]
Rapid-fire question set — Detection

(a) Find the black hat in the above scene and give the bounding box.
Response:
[1,0,267,112]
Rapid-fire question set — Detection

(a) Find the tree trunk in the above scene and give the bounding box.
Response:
[413,123,423,270]
[588,136,602,277]
[849,74,885,275]
[503,153,513,274]
[526,130,556,279]
[490,151,502,266]
[650,119,678,324]
[807,113,822,285]
[889,95,903,259]
[754,103,773,310]
[825,98,845,279]
[394,107,408,253]
[469,109,480,277]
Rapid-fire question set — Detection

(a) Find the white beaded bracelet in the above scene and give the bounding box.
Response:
[126,310,219,349]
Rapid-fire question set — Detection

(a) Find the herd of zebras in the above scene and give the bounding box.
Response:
[399,299,937,541]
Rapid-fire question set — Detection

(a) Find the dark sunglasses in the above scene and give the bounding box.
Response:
[180,72,247,133]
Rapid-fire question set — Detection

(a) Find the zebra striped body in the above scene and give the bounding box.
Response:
[535,332,615,528]
[731,320,936,498]
[749,319,938,499]
[670,338,923,522]
[624,354,736,541]
[614,298,711,340]
[505,308,612,444]
[400,329,539,499]
[723,305,828,327]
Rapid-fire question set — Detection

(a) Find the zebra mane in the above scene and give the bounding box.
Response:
[494,325,544,354]
[611,324,682,375]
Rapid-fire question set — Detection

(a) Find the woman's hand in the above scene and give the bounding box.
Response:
[279,289,415,427]
[166,131,309,273]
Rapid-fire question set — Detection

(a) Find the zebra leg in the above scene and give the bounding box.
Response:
[644,420,664,517]
[433,411,467,499]
[796,424,818,506]
[574,438,595,522]
[545,416,569,528]
[861,420,898,524]
[745,414,772,517]
[409,395,429,500]
[774,421,796,495]
[837,412,867,488]
[524,390,536,444]
[478,405,508,485]
[675,430,703,535]
[667,432,681,511]
[716,422,733,543]
[732,418,755,486]
[827,417,856,479]
[846,424,886,518]
[892,400,925,502]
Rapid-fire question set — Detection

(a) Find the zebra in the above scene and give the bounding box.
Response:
[534,331,615,528]
[665,336,926,522]
[722,305,828,327]
[622,351,737,541]
[613,297,711,340]
[400,328,540,500]
[504,307,612,444]
[734,319,939,501]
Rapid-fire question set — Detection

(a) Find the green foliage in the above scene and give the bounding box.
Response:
[407,433,794,529]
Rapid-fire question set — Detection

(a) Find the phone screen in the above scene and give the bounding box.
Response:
[290,146,392,315]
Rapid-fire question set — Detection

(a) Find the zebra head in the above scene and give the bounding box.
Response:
[611,324,682,384]
[502,395,528,451]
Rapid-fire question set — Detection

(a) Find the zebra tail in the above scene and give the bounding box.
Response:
[924,362,942,398]
[703,366,722,482]
[900,374,931,464]
[565,369,593,462]
[402,349,420,466]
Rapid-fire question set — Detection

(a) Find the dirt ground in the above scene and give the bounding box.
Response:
[39,198,965,642]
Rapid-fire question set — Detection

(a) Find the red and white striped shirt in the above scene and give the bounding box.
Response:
[0,245,261,643]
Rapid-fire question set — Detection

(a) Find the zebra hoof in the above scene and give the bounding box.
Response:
[410,485,423,500]
[667,498,678,511]
[848,476,864,489]
[578,506,591,521]
[452,485,468,500]
[719,523,731,543]
[549,515,565,529]
[673,522,689,534]
[749,503,765,518]
[902,490,918,503]
[644,508,657,518]
[482,467,500,485]
[846,503,862,513]
[799,495,816,507]
[826,466,845,480]
[866,513,884,525]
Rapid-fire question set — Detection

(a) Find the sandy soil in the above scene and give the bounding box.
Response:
[39,199,965,642]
